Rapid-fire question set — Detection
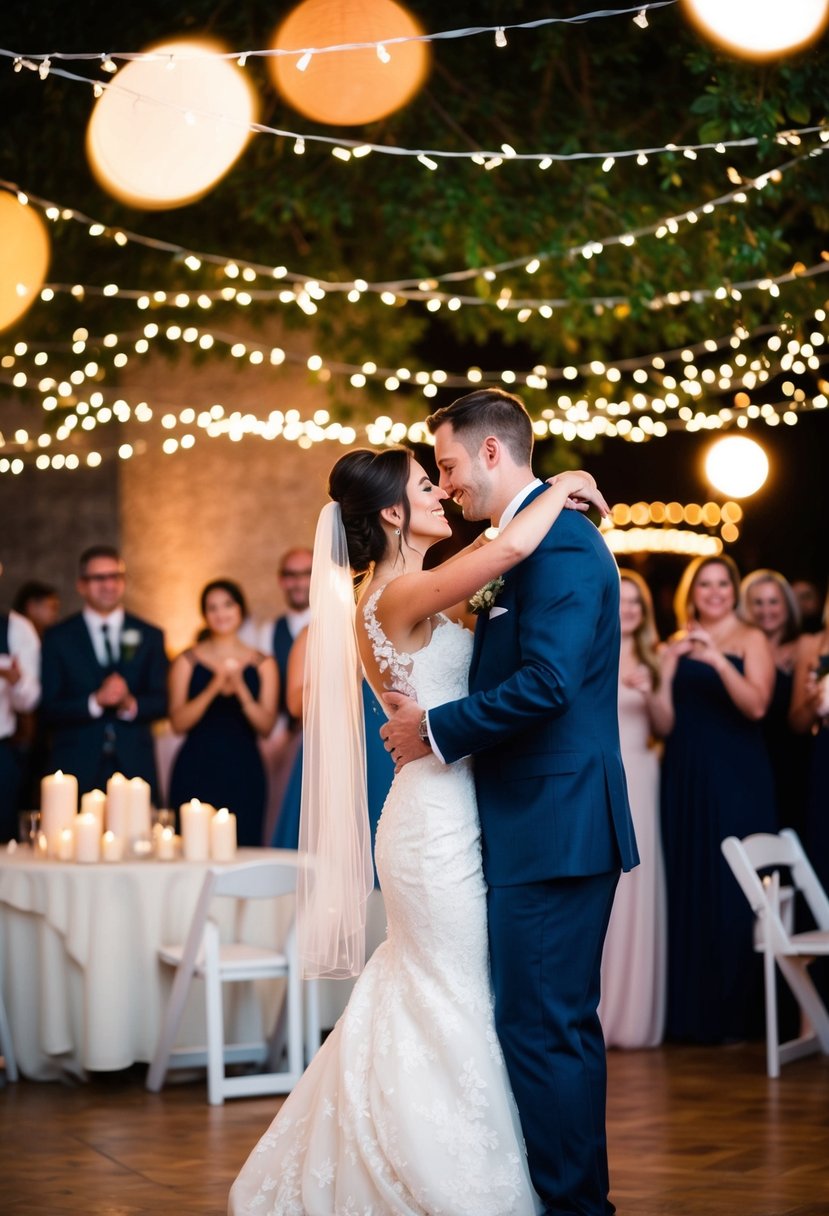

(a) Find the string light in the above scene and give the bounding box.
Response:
[4,46,822,169]
[1,6,677,73]
[2,146,823,320]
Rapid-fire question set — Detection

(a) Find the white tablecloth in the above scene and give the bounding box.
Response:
[0,846,296,1081]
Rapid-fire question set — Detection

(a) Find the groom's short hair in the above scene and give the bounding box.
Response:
[426,388,533,466]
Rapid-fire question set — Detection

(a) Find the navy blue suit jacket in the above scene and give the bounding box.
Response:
[40,612,168,796]
[430,488,638,886]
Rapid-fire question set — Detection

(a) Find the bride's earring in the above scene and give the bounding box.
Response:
[394,527,400,535]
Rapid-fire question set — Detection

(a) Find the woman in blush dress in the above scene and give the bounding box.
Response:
[229,448,606,1216]
[168,580,277,845]
[660,554,777,1044]
[599,570,673,1048]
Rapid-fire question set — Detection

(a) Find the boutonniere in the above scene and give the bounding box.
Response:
[469,576,505,616]
[120,628,142,661]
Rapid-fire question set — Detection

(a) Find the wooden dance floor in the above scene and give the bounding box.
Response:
[1,1043,827,1214]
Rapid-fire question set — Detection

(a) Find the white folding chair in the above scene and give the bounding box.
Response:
[721,829,829,1078]
[146,858,320,1105]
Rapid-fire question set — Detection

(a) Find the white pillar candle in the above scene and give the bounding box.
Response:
[106,773,130,839]
[57,827,74,862]
[80,788,106,830]
[181,799,211,861]
[41,771,78,855]
[210,807,237,862]
[127,776,152,840]
[156,826,176,861]
[101,830,124,862]
[73,812,101,863]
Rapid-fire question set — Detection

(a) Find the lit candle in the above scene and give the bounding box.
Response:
[57,827,74,861]
[106,773,129,839]
[73,812,101,863]
[210,807,237,862]
[41,771,78,856]
[156,826,176,861]
[127,776,152,841]
[181,799,211,861]
[80,788,106,830]
[101,830,123,862]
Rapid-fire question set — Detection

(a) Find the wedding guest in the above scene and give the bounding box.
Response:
[599,570,671,1048]
[10,581,60,811]
[12,581,61,638]
[791,578,824,634]
[661,554,777,1044]
[740,569,812,837]
[0,607,41,840]
[790,587,829,900]
[272,625,393,878]
[240,547,312,841]
[239,547,312,721]
[40,546,167,800]
[168,580,277,846]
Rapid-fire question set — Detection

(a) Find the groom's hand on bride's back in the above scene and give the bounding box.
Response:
[381,692,431,771]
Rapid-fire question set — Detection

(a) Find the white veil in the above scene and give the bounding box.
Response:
[297,501,374,978]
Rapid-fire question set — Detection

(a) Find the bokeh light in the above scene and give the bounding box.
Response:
[682,0,829,60]
[704,436,769,498]
[270,0,429,125]
[86,38,257,210]
[0,193,50,332]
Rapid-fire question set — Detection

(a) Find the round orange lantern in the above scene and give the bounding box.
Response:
[0,193,50,332]
[270,0,429,126]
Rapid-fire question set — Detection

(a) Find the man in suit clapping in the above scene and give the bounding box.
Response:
[40,545,168,800]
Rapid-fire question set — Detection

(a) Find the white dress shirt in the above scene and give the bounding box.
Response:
[0,611,41,740]
[241,607,312,655]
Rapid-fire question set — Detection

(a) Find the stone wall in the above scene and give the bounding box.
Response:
[1,322,354,649]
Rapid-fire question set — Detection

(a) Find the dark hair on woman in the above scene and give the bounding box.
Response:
[200,578,247,620]
[13,580,57,614]
[328,447,413,575]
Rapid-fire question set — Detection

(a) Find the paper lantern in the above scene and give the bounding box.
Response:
[0,193,50,332]
[704,437,769,498]
[270,0,429,125]
[86,38,257,210]
[682,0,829,59]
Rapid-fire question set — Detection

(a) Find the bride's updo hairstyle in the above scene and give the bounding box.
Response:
[328,447,413,575]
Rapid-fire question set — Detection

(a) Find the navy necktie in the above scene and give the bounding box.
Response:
[101,624,117,669]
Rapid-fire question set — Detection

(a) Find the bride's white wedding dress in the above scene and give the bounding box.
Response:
[229,594,537,1216]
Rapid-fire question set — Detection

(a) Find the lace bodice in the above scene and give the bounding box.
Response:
[361,585,473,709]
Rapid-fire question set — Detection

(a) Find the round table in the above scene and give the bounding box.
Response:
[0,846,294,1081]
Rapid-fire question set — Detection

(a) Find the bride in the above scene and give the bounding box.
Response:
[229,447,606,1216]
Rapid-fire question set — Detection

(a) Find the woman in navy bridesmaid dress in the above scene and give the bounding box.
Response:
[790,592,829,1000]
[272,626,392,876]
[740,569,813,838]
[661,556,777,1043]
[168,581,277,846]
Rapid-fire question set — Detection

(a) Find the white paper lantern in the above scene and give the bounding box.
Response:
[86,37,257,210]
[682,0,829,59]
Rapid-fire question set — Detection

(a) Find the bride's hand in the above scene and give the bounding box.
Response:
[547,471,609,518]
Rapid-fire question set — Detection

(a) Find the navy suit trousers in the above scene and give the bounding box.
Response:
[488,871,619,1216]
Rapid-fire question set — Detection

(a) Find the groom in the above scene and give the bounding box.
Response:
[382,388,638,1216]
